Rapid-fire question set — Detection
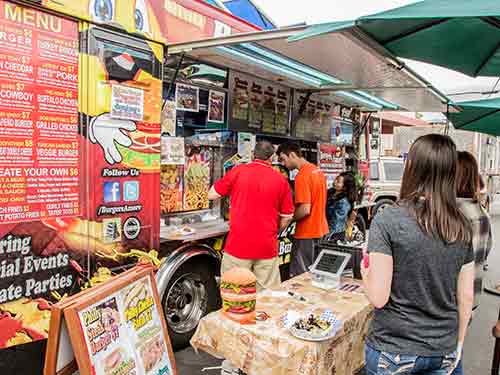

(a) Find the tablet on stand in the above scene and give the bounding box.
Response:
[310,250,351,290]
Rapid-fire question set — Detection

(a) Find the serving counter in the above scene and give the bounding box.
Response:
[190,273,373,375]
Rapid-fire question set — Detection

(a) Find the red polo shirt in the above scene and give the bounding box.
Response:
[214,160,294,259]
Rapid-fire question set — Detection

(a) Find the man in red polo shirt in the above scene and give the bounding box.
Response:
[208,141,294,290]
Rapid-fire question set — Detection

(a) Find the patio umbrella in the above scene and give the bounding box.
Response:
[447,97,500,135]
[290,0,500,77]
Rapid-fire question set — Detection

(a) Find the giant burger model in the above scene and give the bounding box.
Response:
[220,268,256,324]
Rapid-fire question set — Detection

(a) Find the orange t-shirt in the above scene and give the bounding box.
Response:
[294,162,329,239]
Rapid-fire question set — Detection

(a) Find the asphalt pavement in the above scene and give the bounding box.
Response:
[175,201,500,375]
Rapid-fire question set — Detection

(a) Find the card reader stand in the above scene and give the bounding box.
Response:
[309,249,351,290]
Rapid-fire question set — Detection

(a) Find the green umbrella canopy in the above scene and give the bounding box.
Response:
[359,0,500,77]
[290,0,500,77]
[448,97,500,135]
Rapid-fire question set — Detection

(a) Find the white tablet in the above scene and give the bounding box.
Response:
[310,250,351,278]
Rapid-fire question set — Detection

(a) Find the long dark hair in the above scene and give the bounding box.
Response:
[399,134,471,244]
[456,151,480,202]
[338,172,358,205]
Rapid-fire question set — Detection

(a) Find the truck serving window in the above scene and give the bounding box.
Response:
[384,162,404,181]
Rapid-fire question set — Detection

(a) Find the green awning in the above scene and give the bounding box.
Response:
[448,97,500,135]
[290,0,500,77]
[288,20,355,42]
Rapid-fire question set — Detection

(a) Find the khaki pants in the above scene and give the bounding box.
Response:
[221,253,281,292]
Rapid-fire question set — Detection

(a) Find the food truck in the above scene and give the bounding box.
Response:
[0,1,449,372]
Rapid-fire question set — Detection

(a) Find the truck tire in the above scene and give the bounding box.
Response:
[372,198,395,218]
[162,259,220,350]
[354,213,367,242]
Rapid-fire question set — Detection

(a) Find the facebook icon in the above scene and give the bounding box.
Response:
[103,181,121,203]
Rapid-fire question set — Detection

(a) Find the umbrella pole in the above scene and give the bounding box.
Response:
[445,103,450,135]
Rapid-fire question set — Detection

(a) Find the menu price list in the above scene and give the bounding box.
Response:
[0,2,80,224]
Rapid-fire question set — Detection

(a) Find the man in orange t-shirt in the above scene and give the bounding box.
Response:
[277,142,329,277]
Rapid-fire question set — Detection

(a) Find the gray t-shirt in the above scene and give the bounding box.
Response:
[367,204,474,356]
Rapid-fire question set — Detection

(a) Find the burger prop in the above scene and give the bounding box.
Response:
[220,268,257,324]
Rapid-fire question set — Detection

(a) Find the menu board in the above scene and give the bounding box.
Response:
[0,2,79,224]
[262,86,276,133]
[229,72,290,135]
[275,89,289,135]
[232,76,249,121]
[248,82,263,130]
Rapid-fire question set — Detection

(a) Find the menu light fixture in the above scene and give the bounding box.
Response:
[215,46,324,88]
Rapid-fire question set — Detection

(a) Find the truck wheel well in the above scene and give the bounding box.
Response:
[376,196,397,202]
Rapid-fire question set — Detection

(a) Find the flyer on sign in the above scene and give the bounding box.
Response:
[111,85,145,121]
[161,100,177,136]
[207,90,225,124]
[237,132,256,162]
[161,137,185,165]
[78,276,173,375]
[175,84,199,112]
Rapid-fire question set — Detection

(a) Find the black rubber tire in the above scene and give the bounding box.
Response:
[162,258,220,350]
[372,198,395,218]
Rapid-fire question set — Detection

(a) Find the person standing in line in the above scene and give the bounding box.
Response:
[451,151,492,375]
[326,172,358,242]
[208,141,294,291]
[361,134,475,375]
[276,142,328,277]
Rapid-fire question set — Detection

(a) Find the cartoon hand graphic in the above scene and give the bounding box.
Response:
[89,113,137,164]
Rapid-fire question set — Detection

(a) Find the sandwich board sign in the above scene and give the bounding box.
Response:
[44,265,177,375]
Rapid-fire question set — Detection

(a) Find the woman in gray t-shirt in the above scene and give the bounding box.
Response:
[361,134,475,375]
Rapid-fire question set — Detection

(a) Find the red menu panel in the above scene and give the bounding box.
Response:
[0,2,79,224]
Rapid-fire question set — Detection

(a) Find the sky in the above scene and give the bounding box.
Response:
[250,0,500,107]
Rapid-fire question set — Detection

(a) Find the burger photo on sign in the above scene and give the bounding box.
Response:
[220,268,256,324]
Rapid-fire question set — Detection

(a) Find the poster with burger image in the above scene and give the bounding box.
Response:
[207,90,225,124]
[220,268,256,324]
[175,84,199,113]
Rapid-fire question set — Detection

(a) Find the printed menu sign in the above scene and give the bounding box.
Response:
[319,143,345,188]
[0,1,79,225]
[47,267,177,375]
[78,277,172,375]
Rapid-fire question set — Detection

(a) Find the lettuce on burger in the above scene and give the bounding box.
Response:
[220,267,257,324]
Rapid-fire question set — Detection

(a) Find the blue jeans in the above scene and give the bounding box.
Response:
[451,360,463,375]
[365,344,462,375]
